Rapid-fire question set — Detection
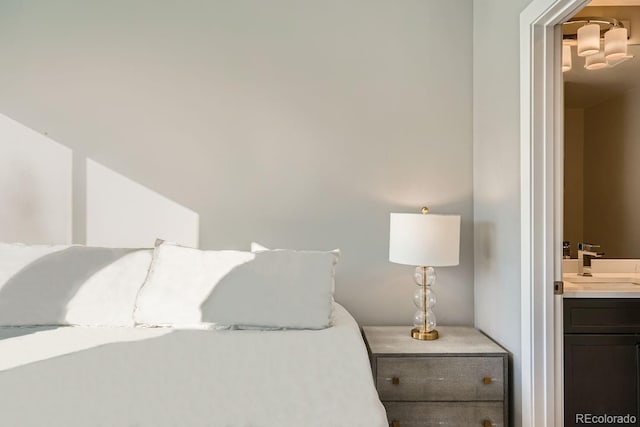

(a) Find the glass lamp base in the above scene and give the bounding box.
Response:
[411,327,439,340]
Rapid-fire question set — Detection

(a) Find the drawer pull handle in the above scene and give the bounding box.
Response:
[483,420,493,427]
[483,377,493,384]
[391,377,400,385]
[391,421,400,427]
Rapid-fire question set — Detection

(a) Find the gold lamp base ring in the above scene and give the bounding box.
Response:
[411,328,439,340]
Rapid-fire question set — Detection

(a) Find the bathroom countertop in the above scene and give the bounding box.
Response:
[563,273,640,298]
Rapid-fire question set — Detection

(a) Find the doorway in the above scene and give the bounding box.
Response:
[521,0,640,425]
[520,1,589,427]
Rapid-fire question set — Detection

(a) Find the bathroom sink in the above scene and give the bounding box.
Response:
[564,276,640,286]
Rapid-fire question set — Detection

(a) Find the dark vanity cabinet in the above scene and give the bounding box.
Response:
[564,299,640,427]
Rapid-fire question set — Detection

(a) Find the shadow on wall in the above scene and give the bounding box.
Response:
[475,222,496,273]
[0,113,200,248]
[85,159,199,248]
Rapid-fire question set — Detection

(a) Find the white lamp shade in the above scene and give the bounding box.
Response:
[605,27,627,61]
[585,50,607,70]
[577,23,600,57]
[389,213,460,267]
[562,44,572,72]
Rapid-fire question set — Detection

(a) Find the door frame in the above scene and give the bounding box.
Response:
[519,0,590,426]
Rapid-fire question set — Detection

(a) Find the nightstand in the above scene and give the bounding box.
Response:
[362,326,508,427]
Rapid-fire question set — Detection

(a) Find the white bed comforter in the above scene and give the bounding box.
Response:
[0,303,387,427]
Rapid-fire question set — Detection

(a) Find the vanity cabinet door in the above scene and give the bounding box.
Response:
[564,334,639,427]
[564,298,640,334]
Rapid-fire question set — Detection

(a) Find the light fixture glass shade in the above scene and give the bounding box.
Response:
[585,50,608,70]
[562,44,572,72]
[604,27,627,61]
[577,24,601,57]
[389,213,460,267]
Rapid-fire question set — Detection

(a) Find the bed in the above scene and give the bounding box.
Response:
[0,242,388,426]
[0,303,387,427]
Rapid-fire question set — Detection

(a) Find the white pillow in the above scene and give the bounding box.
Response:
[135,242,339,329]
[250,242,340,294]
[134,244,254,327]
[0,243,152,326]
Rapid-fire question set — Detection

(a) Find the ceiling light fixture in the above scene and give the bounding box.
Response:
[562,44,573,72]
[605,27,628,60]
[562,16,632,72]
[577,23,601,56]
[585,50,608,70]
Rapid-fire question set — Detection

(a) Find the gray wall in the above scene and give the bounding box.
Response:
[584,87,640,258]
[473,1,533,426]
[564,108,584,258]
[0,0,474,327]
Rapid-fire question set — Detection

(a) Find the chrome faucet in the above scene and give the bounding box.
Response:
[577,243,604,276]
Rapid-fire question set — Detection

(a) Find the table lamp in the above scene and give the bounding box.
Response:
[389,207,460,340]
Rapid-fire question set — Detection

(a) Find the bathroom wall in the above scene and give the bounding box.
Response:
[564,108,584,258]
[564,5,640,259]
[583,86,640,258]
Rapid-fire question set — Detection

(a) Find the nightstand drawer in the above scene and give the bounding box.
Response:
[376,356,504,401]
[384,401,504,427]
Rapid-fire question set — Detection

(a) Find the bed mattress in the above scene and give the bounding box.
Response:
[0,303,387,427]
